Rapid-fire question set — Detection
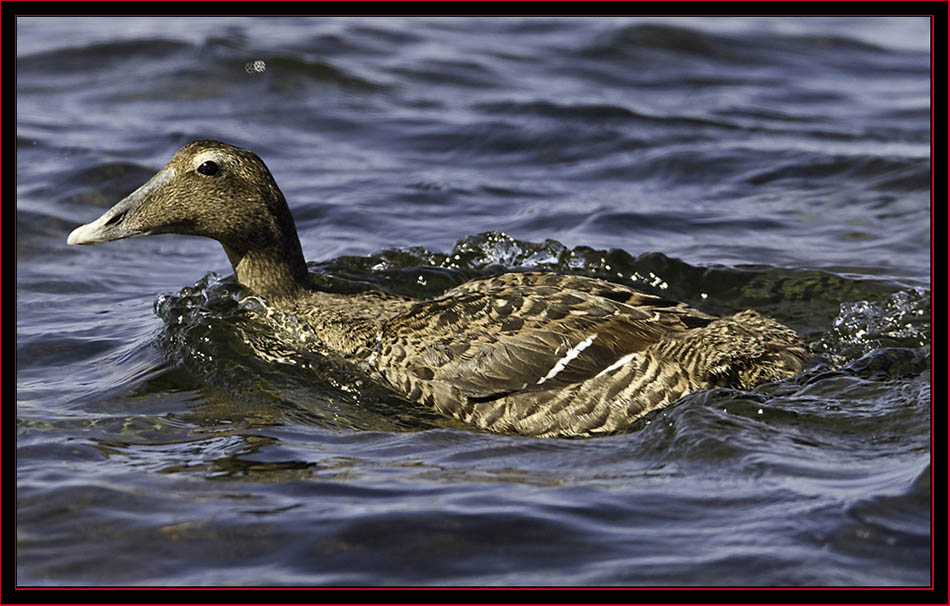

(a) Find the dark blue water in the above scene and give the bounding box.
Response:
[17,17,931,587]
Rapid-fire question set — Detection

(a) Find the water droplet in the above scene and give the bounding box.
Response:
[244,59,266,73]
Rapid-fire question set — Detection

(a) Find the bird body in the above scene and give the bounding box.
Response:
[68,140,808,437]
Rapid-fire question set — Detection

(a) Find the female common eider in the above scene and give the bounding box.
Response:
[68,140,808,438]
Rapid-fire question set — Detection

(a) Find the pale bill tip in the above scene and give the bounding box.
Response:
[67,224,90,245]
[67,221,104,245]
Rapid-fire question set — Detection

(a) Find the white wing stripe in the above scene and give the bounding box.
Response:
[594,352,638,378]
[537,334,597,385]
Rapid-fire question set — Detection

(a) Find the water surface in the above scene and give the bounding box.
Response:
[16,16,931,587]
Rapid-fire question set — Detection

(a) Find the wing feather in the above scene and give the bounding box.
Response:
[376,272,708,405]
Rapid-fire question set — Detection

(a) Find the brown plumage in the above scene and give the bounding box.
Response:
[68,140,808,437]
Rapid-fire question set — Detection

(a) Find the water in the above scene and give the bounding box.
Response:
[16,17,932,587]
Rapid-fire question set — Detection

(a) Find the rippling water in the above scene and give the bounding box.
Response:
[16,17,931,587]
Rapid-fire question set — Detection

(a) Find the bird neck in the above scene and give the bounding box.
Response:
[219,188,314,303]
[223,241,312,303]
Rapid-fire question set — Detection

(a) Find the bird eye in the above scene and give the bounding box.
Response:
[197,161,219,176]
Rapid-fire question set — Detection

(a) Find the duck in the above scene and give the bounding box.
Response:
[68,140,809,438]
